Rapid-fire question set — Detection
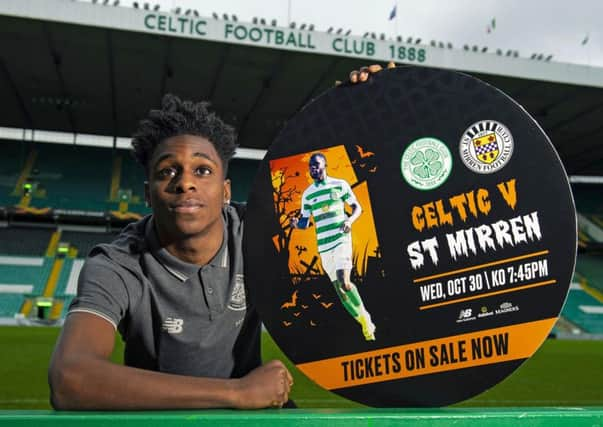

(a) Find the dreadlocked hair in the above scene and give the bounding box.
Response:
[131,93,237,176]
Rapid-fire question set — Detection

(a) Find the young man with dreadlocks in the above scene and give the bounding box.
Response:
[49,94,293,410]
[48,63,391,410]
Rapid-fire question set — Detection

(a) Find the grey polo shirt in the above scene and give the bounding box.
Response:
[68,203,261,379]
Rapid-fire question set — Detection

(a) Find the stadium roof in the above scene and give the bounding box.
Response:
[1,0,602,174]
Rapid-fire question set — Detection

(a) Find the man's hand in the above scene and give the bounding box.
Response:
[337,62,396,86]
[289,217,299,229]
[234,360,293,409]
[341,219,352,233]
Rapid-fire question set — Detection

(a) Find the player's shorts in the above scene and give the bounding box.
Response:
[320,241,353,282]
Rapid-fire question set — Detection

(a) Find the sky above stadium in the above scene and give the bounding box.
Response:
[100,0,603,67]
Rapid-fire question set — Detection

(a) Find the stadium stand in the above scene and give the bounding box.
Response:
[115,149,148,214]
[0,227,53,255]
[0,139,26,207]
[554,184,603,335]
[0,293,25,318]
[229,158,262,202]
[1,139,258,222]
[60,230,120,257]
[25,143,113,212]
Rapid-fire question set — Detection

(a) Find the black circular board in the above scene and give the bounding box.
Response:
[244,66,577,407]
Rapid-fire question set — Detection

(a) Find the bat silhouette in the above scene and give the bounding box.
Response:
[293,312,301,317]
[295,245,307,256]
[321,302,334,309]
[281,290,299,309]
[359,163,366,168]
[369,166,377,173]
[356,145,375,158]
[352,159,357,165]
[312,293,322,300]
[283,321,292,327]
[310,320,317,326]
[301,304,309,309]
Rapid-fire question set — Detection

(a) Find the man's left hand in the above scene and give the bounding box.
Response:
[341,220,352,233]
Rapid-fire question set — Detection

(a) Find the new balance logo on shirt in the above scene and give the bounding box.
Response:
[162,317,184,334]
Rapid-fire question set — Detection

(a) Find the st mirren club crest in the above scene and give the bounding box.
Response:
[460,120,514,174]
[473,132,499,164]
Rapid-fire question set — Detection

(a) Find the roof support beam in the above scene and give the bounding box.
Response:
[545,101,603,134]
[292,58,340,119]
[208,45,230,102]
[106,31,118,147]
[238,51,288,143]
[0,59,34,129]
[159,38,173,103]
[42,22,76,133]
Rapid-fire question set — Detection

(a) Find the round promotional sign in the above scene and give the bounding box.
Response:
[244,67,576,407]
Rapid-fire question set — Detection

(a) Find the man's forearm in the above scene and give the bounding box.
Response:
[50,354,239,410]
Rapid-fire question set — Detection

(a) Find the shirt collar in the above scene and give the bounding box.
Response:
[146,215,229,282]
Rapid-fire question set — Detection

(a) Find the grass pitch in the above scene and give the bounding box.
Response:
[0,326,601,409]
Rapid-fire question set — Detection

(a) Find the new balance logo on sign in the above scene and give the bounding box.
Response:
[456,307,476,323]
[162,317,183,334]
[458,309,472,319]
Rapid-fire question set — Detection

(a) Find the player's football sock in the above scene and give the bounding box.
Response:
[344,283,363,308]
[333,280,360,318]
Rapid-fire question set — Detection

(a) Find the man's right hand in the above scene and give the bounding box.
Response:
[337,61,396,86]
[289,217,299,229]
[234,360,293,409]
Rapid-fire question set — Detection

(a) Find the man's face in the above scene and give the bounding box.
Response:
[309,155,327,182]
[145,135,231,241]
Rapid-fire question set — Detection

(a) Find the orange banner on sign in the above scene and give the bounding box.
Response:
[296,318,556,390]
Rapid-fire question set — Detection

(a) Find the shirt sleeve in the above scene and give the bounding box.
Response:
[341,180,359,207]
[68,254,130,330]
[300,189,311,218]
